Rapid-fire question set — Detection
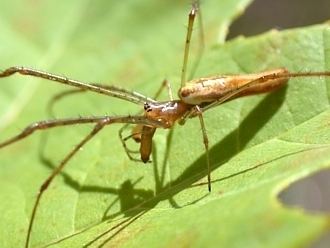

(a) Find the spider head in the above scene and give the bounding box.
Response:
[143,101,191,128]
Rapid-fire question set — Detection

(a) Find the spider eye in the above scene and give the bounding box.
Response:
[144,103,152,112]
[144,103,149,110]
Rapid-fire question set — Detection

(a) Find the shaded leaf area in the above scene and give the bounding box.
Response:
[0,0,329,248]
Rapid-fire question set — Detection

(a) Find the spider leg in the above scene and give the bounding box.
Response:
[0,66,153,105]
[0,115,163,247]
[181,1,199,87]
[195,106,211,192]
[188,0,205,81]
[25,120,105,248]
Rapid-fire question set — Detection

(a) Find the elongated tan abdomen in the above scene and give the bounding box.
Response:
[179,68,289,105]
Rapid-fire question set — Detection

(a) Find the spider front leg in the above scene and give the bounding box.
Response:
[119,78,173,163]
[119,124,148,162]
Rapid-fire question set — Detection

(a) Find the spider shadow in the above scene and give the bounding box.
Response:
[38,124,191,220]
[38,135,190,247]
[84,86,288,246]
[39,150,155,219]
[39,86,287,246]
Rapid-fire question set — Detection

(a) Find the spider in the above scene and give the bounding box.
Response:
[0,1,329,247]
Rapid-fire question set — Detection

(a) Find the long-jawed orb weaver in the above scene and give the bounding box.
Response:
[0,1,329,247]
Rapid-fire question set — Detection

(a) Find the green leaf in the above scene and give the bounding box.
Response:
[0,0,329,248]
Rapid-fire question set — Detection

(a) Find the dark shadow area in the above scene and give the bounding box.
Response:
[279,168,330,248]
[279,168,330,213]
[227,0,329,39]
[101,178,154,219]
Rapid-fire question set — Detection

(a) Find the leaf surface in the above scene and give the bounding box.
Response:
[0,0,329,247]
